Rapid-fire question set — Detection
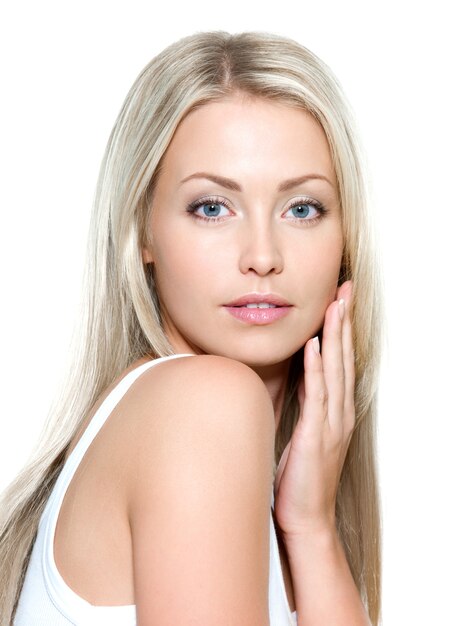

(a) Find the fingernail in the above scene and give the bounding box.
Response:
[312,336,320,354]
[338,299,345,321]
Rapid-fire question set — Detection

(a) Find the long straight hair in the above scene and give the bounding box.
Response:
[0,31,384,625]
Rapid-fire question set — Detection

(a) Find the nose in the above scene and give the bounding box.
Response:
[238,220,284,276]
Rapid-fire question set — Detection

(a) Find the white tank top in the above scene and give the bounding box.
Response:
[14,354,298,625]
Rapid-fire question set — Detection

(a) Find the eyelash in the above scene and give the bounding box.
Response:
[186,195,328,225]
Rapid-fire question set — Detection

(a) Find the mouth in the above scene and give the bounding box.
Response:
[223,294,292,325]
[233,302,278,309]
[223,293,292,308]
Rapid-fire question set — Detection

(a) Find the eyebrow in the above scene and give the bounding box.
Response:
[179,172,334,191]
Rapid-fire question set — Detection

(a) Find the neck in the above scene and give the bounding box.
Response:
[250,358,292,432]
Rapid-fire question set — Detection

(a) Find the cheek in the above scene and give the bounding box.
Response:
[152,231,228,304]
[293,231,343,293]
[296,236,343,337]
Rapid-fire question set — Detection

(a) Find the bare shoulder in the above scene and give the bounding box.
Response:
[123,354,275,441]
[122,355,274,624]
[141,353,272,405]
[123,353,276,504]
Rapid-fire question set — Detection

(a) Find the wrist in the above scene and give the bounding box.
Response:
[277,510,337,540]
[282,521,340,549]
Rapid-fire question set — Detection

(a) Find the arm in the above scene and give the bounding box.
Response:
[273,281,373,625]
[284,527,372,626]
[125,355,275,626]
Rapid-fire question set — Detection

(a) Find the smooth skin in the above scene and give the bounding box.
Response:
[54,93,366,624]
[274,286,355,537]
[128,356,277,624]
[142,93,344,429]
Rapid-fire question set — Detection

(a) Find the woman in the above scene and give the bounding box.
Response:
[0,31,383,625]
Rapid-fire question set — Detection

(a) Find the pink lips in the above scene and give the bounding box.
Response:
[223,293,292,325]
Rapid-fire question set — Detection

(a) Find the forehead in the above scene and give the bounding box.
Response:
[158,95,336,188]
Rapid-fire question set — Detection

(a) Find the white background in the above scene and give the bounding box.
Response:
[0,2,468,624]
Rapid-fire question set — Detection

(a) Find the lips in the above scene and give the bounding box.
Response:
[223,293,292,325]
[224,293,292,307]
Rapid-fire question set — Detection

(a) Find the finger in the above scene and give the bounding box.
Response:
[342,289,356,434]
[300,337,329,434]
[335,279,353,308]
[320,298,345,432]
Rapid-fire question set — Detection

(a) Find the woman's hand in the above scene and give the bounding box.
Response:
[273,280,355,538]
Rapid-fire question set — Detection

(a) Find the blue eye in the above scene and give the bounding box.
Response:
[285,203,318,219]
[187,197,232,222]
[198,202,229,218]
[283,198,328,226]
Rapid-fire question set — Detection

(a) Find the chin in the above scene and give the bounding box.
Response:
[206,338,306,368]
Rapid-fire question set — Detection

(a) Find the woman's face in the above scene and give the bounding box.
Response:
[143,94,344,367]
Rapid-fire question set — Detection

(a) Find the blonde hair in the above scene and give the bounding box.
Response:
[0,31,384,625]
